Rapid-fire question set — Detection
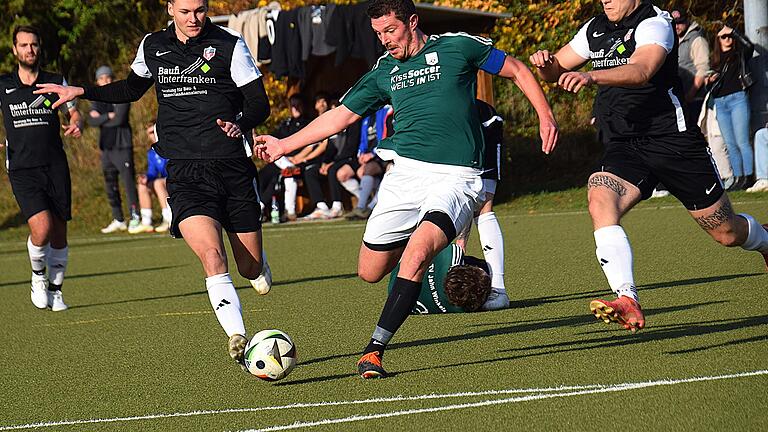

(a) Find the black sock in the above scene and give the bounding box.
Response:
[364,277,422,356]
[48,283,62,292]
[33,268,46,276]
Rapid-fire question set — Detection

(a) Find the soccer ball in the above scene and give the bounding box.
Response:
[244,329,297,381]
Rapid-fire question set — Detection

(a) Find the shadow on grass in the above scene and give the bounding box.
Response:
[508,273,763,310]
[665,333,768,355]
[0,265,185,288]
[0,234,175,256]
[390,313,768,378]
[298,301,728,381]
[68,272,359,309]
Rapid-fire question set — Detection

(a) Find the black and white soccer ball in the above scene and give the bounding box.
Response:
[244,329,297,381]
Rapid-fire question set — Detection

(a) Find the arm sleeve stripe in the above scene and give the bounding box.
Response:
[130,34,152,78]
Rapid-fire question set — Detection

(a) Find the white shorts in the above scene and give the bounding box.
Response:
[362,158,485,249]
[483,178,497,195]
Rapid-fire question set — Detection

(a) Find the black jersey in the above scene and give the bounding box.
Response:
[569,1,690,141]
[0,69,71,170]
[130,18,262,159]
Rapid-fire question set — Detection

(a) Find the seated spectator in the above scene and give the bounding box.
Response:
[747,122,768,193]
[318,99,363,218]
[258,95,310,221]
[346,105,394,220]
[133,122,172,233]
[300,93,336,220]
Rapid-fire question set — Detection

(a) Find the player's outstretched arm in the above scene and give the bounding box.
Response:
[254,104,360,162]
[498,56,559,154]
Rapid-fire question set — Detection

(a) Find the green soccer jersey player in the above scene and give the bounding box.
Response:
[255,0,558,379]
[386,243,498,314]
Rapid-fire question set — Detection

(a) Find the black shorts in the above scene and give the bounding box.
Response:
[595,130,723,210]
[481,142,502,181]
[8,159,72,221]
[166,158,262,237]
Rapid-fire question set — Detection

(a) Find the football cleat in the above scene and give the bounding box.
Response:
[228,334,248,370]
[154,221,170,233]
[590,296,645,333]
[481,288,510,311]
[30,275,49,309]
[100,219,127,234]
[250,260,272,295]
[357,351,387,379]
[128,222,154,234]
[48,290,68,312]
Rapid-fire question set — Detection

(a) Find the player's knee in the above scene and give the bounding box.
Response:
[358,267,385,283]
[201,247,227,271]
[709,228,741,247]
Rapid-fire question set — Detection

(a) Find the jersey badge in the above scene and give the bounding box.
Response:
[425,52,439,66]
[203,46,216,61]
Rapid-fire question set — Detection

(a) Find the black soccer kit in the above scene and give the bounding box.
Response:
[570,1,723,210]
[0,69,74,220]
[82,19,270,236]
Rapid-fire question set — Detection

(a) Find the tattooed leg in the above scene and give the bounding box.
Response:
[588,175,627,197]
[694,201,735,231]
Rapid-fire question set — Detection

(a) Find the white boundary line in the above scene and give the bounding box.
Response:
[1,370,765,431]
[241,370,768,432]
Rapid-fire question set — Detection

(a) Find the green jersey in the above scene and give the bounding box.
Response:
[341,33,497,168]
[387,244,466,314]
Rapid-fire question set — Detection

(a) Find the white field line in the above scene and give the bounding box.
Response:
[0,370,765,431]
[31,308,265,328]
[241,370,768,432]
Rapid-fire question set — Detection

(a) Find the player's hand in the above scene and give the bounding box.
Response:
[216,119,242,138]
[34,83,83,110]
[62,121,82,138]
[539,116,559,155]
[529,50,555,69]
[319,162,331,175]
[558,71,594,93]
[253,135,284,163]
[358,152,373,164]
[89,110,100,118]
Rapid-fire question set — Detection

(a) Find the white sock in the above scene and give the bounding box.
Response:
[205,273,246,337]
[284,178,297,215]
[594,225,637,301]
[341,178,360,199]
[162,206,172,223]
[331,201,343,211]
[27,236,49,275]
[140,208,153,226]
[739,213,768,253]
[476,212,506,291]
[48,246,68,287]
[316,201,329,211]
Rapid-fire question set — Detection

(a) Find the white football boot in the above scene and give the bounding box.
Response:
[250,260,272,295]
[30,274,49,309]
[48,290,68,312]
[481,288,510,311]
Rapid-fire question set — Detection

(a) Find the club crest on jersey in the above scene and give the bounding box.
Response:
[203,46,216,61]
[425,52,439,65]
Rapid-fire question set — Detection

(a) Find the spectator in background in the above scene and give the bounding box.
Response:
[87,66,140,234]
[346,105,393,220]
[300,92,335,220]
[134,122,172,232]
[708,22,755,191]
[319,98,363,217]
[671,8,710,121]
[747,122,768,193]
[698,91,734,189]
[257,94,310,221]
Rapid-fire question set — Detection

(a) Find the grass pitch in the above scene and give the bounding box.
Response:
[1,197,767,431]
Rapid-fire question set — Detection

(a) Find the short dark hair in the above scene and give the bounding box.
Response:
[314,91,330,103]
[12,25,41,45]
[444,264,491,312]
[288,94,305,113]
[367,0,416,24]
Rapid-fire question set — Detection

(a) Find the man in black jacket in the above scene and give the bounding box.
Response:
[38,0,271,370]
[87,65,141,234]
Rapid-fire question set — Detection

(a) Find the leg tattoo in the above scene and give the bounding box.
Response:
[695,201,734,231]
[588,175,627,197]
